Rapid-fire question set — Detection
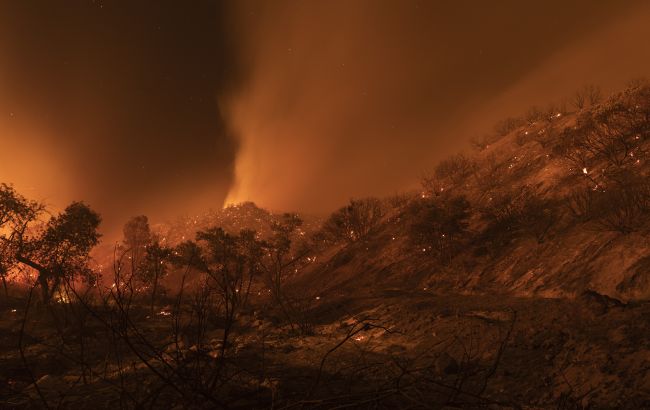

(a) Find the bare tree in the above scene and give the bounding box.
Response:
[573,84,602,110]
[433,153,478,185]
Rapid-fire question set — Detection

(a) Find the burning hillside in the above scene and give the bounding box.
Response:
[2,83,650,408]
[153,201,323,246]
[293,83,650,303]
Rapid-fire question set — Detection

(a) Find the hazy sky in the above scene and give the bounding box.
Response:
[1,0,650,235]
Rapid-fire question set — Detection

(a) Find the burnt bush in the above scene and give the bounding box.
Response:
[478,186,558,253]
[433,153,477,185]
[568,173,650,234]
[321,198,383,243]
[409,195,472,264]
[556,85,650,175]
[573,84,602,110]
[473,154,509,198]
[422,154,477,196]
[566,187,599,223]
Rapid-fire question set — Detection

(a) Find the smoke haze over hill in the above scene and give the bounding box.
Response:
[1,1,650,236]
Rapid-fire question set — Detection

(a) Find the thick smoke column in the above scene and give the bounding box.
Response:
[225,0,649,213]
[1,1,650,236]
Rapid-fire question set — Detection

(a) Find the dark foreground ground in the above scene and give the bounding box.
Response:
[0,287,649,409]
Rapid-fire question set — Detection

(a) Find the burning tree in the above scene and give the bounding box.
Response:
[15,202,101,303]
[0,184,43,296]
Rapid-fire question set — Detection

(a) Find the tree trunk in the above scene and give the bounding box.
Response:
[150,272,159,314]
[1,274,8,297]
[38,272,50,304]
[15,255,52,304]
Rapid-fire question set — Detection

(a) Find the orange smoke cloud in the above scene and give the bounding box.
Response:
[224,1,648,214]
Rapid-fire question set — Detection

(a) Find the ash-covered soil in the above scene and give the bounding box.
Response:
[1,287,648,409]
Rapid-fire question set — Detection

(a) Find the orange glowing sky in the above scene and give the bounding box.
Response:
[1,1,650,236]
[224,1,650,212]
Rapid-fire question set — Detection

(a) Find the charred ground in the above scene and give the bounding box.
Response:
[2,83,650,408]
